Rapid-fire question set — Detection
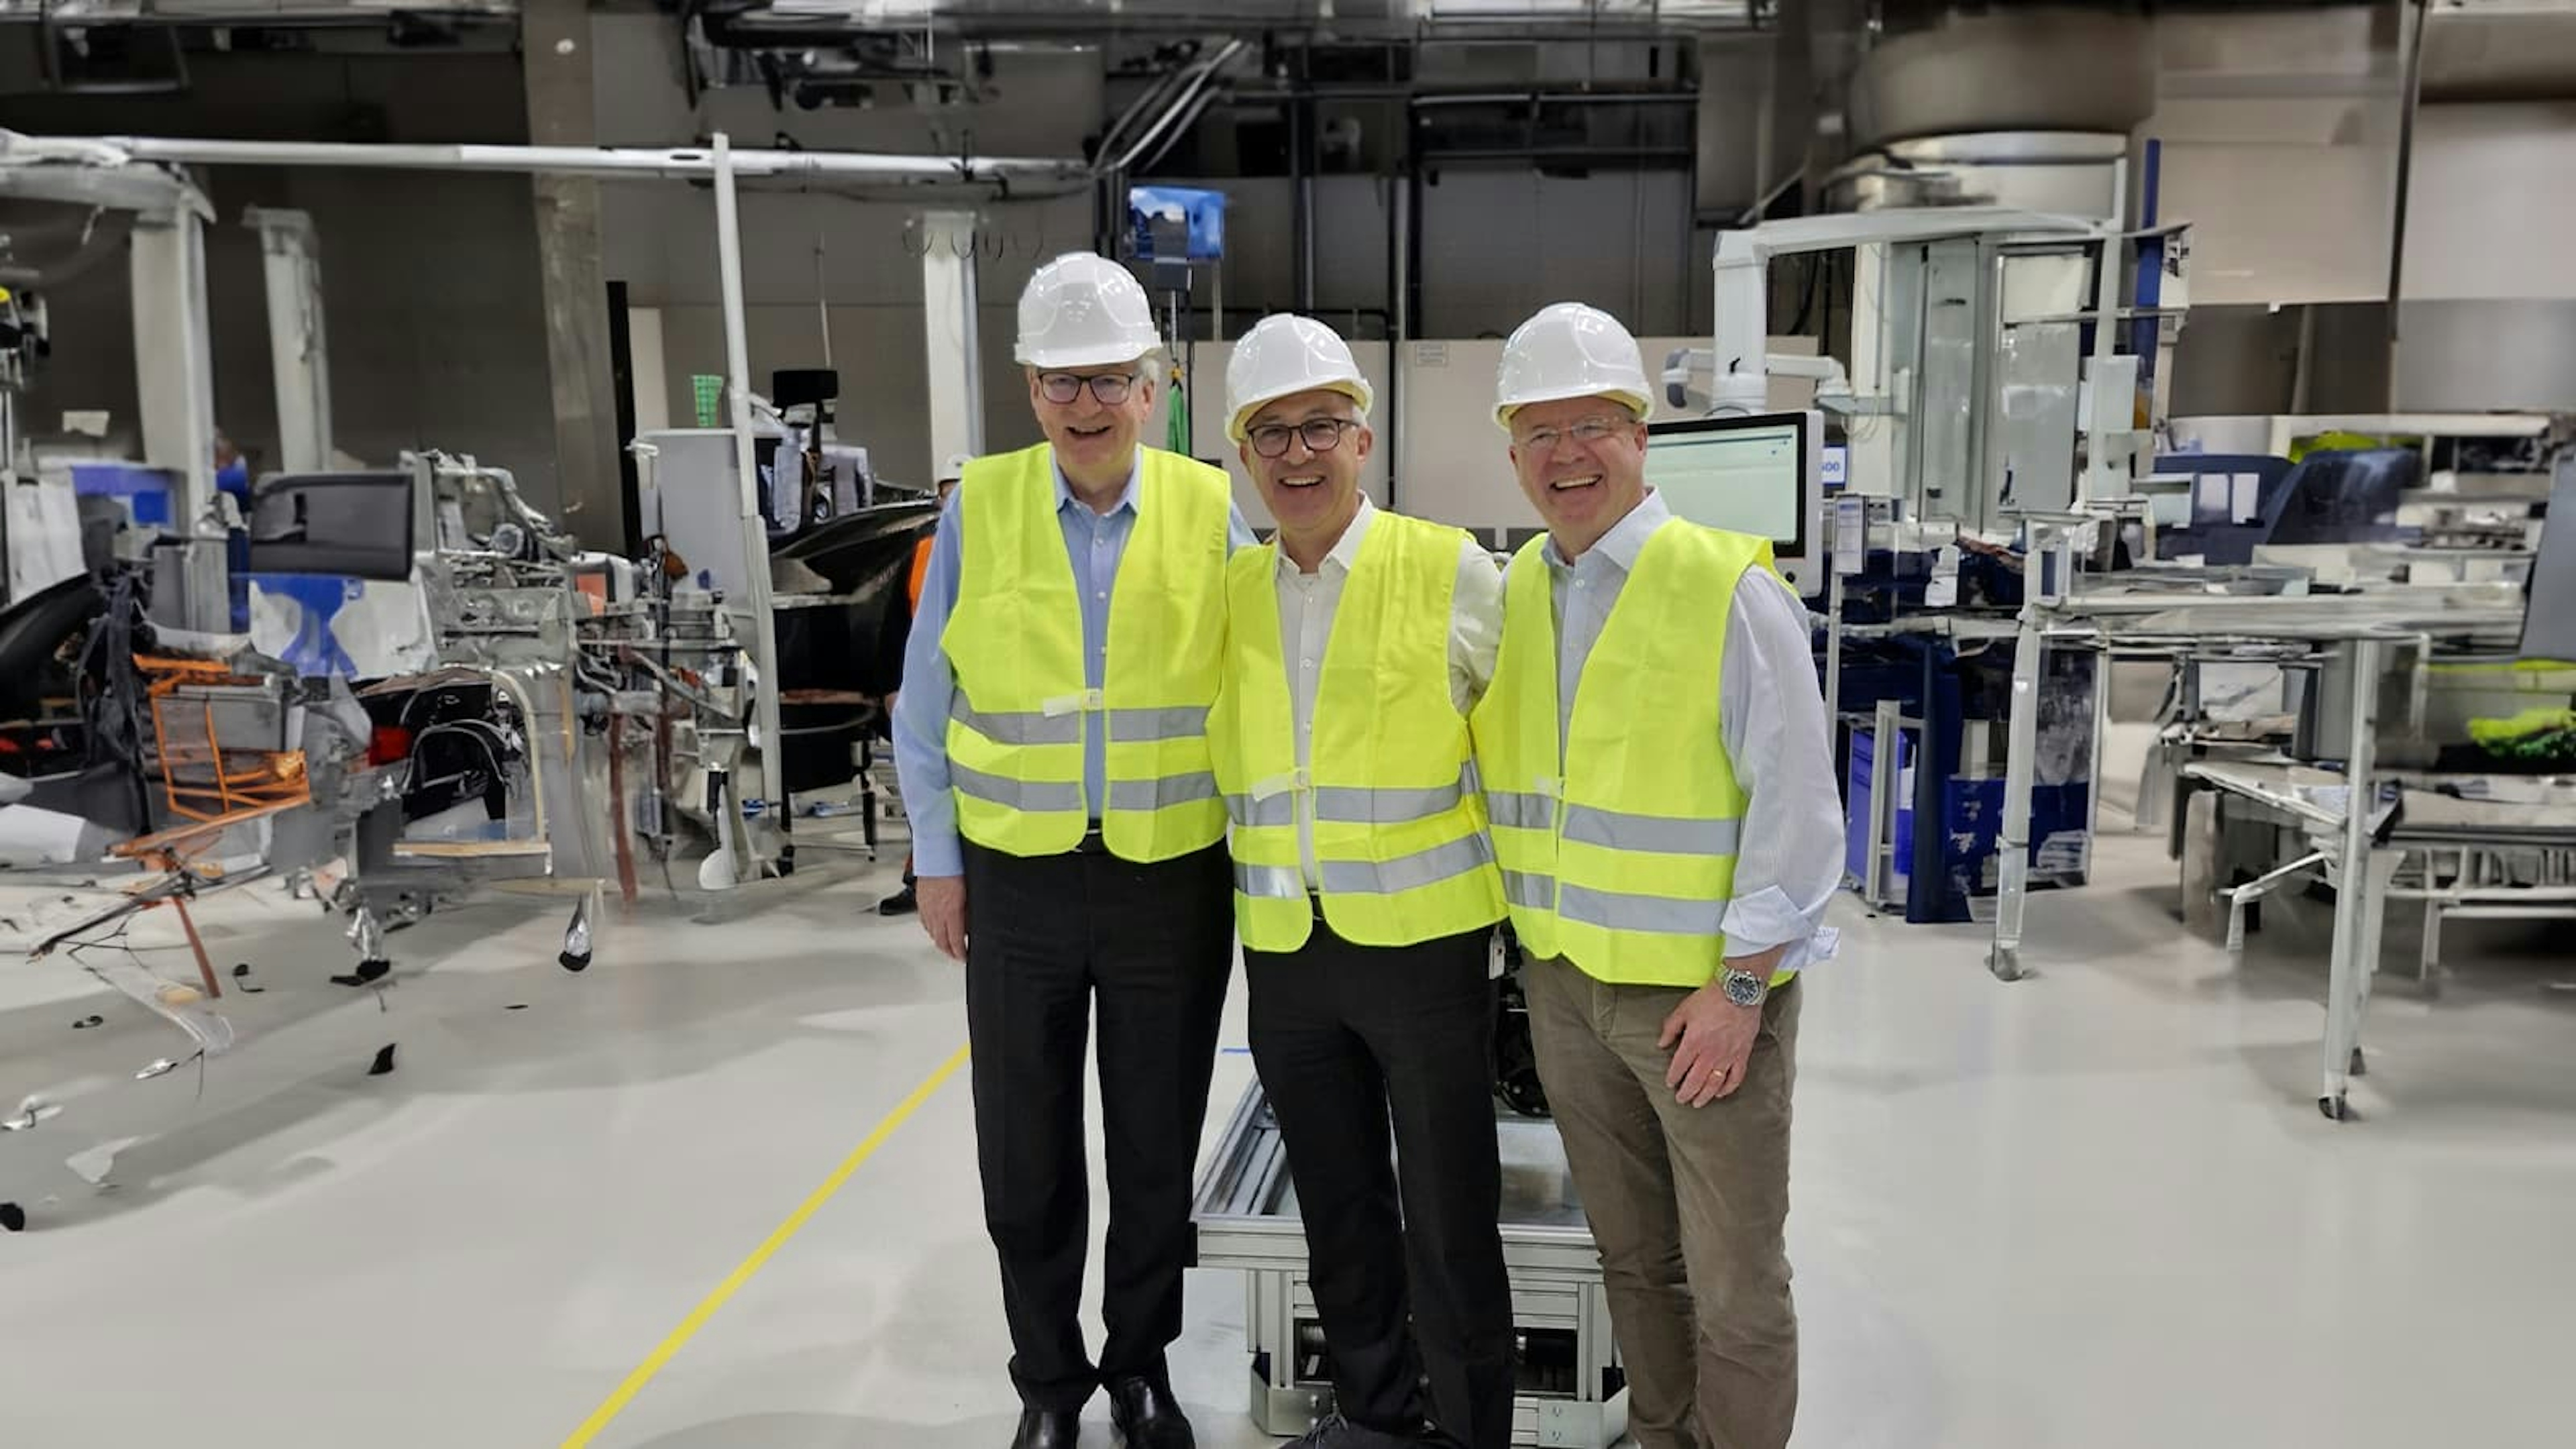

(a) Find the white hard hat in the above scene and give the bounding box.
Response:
[1014,252,1163,369]
[1493,301,1654,430]
[1224,314,1374,443]
[938,451,975,482]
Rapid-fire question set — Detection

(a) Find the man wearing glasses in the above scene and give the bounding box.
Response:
[1205,315,1513,1448]
[894,252,1255,1449]
[1468,303,1841,1449]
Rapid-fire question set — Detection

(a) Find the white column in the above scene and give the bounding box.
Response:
[129,203,224,629]
[246,207,333,474]
[918,209,985,470]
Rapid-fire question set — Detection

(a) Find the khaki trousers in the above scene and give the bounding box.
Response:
[1521,955,1801,1449]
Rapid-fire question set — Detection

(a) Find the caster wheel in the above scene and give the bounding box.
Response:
[1495,1075,1551,1120]
[2350,1047,2367,1077]
[2318,1094,2354,1122]
[558,951,592,973]
[1,1201,24,1232]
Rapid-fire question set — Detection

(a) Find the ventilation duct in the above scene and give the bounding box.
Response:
[2421,0,2576,101]
[1846,5,2156,152]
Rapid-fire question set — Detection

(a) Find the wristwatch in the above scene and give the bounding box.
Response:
[1721,966,1770,1008]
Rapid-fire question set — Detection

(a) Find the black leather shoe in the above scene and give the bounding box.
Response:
[1010,1407,1080,1449]
[1107,1376,1195,1448]
[1285,1413,1427,1447]
[877,883,918,916]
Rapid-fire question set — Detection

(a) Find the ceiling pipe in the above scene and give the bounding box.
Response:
[1095,62,1194,167]
[1408,91,1699,109]
[62,135,1093,184]
[1104,36,1250,176]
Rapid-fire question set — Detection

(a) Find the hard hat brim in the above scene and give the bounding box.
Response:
[1494,388,1654,431]
[1225,378,1375,444]
[1016,339,1165,370]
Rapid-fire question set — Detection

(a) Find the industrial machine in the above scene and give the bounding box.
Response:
[0,134,936,1231]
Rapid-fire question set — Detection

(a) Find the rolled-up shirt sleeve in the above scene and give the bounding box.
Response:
[1449,539,1506,715]
[892,490,966,878]
[1717,568,1842,974]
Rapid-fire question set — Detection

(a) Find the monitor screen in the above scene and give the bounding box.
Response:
[1644,415,1807,553]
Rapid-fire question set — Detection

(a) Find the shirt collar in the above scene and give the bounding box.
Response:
[1051,450,1143,518]
[1542,488,1670,574]
[1278,494,1376,580]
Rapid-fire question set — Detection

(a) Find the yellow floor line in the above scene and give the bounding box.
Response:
[559,1042,972,1448]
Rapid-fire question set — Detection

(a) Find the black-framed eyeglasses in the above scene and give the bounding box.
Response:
[1037,372,1138,406]
[1247,417,1360,458]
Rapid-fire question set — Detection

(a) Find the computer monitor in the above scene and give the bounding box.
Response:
[1644,409,1822,596]
[2520,449,2576,663]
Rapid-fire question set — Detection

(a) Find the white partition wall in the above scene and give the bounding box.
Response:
[1395,335,1817,539]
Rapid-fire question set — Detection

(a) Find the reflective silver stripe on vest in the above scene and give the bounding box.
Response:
[949,696,1083,747]
[1311,780,1464,824]
[1106,705,1210,742]
[1108,771,1221,811]
[1486,791,1557,831]
[1314,833,1495,896]
[1502,869,1555,910]
[1226,792,1299,828]
[952,762,1086,813]
[1558,883,1725,936]
[1234,863,1307,900]
[1561,804,1741,857]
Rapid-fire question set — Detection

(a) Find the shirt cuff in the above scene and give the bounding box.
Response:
[911,822,964,878]
[1721,885,1838,976]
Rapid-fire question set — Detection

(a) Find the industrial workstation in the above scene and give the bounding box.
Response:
[0,4,2570,1448]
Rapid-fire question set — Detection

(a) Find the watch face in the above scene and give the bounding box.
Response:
[1724,971,1765,1006]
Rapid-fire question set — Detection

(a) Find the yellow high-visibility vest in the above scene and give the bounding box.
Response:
[1468,517,1792,989]
[1210,511,1504,951]
[941,441,1231,861]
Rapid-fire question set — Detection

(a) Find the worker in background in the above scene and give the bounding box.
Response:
[1468,302,1843,1449]
[877,452,973,918]
[892,252,1254,1449]
[1206,315,1514,1449]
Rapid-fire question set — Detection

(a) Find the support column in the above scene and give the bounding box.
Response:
[129,202,225,631]
[522,0,623,543]
[918,209,985,469]
[244,207,332,474]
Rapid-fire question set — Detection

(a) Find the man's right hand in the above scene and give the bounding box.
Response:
[918,875,968,962]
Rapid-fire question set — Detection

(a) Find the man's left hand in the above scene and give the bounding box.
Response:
[1659,945,1787,1108]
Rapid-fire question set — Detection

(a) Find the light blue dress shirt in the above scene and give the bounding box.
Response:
[1529,489,1844,975]
[893,451,1257,877]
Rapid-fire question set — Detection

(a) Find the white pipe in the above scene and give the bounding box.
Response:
[713,133,789,853]
[76,133,1088,183]
[1710,207,2106,418]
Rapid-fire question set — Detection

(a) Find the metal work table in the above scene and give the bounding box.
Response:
[1982,583,2534,1120]
[1191,1079,1626,1447]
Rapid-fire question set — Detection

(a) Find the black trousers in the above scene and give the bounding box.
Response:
[1246,917,1516,1449]
[962,837,1234,1413]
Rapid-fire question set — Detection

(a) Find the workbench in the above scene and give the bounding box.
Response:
[1980,581,2540,1120]
[1190,1079,1627,1447]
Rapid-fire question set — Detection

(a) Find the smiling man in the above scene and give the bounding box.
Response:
[1467,303,1843,1449]
[894,252,1255,1449]
[1205,315,1513,1449]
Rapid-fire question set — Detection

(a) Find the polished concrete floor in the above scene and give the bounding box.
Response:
[2,818,2572,1449]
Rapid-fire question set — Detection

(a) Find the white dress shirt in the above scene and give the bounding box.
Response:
[1279,495,1506,890]
[1533,489,1843,975]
